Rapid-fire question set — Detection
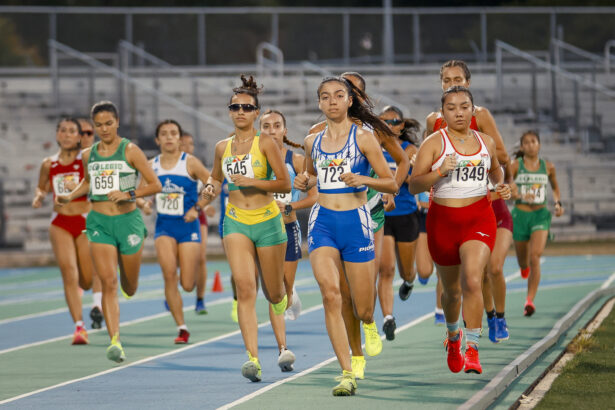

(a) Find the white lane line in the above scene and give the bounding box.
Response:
[218,311,434,410]
[0,307,68,325]
[600,272,615,289]
[0,303,325,405]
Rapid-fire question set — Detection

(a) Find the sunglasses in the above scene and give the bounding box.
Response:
[228,104,258,112]
[384,118,403,126]
[82,131,94,136]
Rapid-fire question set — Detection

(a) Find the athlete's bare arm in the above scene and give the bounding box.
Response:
[475,106,510,167]
[290,152,318,210]
[294,134,317,192]
[425,111,439,135]
[201,139,228,203]
[32,157,52,208]
[349,129,397,194]
[482,132,511,200]
[546,160,564,216]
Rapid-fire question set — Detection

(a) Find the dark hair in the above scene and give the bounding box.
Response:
[515,130,541,158]
[90,100,119,120]
[230,74,262,108]
[317,76,393,139]
[180,131,193,139]
[341,71,366,92]
[441,85,474,108]
[260,109,303,150]
[380,105,421,145]
[155,119,183,139]
[440,60,471,82]
[56,117,82,150]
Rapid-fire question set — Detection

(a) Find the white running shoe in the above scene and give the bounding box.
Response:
[284,287,302,321]
[278,348,295,372]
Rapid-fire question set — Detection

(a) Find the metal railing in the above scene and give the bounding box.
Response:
[605,40,615,75]
[256,42,284,78]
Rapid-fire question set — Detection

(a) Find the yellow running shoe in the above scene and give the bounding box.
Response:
[106,334,126,363]
[270,294,287,316]
[118,268,132,300]
[241,351,262,382]
[351,355,366,380]
[332,370,356,396]
[363,321,383,356]
[231,300,238,323]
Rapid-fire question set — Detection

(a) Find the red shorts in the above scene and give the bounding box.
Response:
[198,210,208,226]
[491,198,513,232]
[51,213,86,239]
[426,197,497,266]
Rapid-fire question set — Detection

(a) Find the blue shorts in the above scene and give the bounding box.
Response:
[307,203,375,263]
[285,221,302,262]
[155,217,201,243]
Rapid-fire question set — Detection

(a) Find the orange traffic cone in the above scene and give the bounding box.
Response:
[212,271,224,293]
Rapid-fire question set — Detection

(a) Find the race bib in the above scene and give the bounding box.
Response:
[224,155,255,180]
[520,184,546,204]
[156,192,184,216]
[317,159,351,190]
[52,172,80,195]
[450,161,487,189]
[273,192,292,205]
[91,170,120,195]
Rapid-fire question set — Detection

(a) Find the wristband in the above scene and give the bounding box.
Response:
[194,204,202,212]
[436,167,445,177]
[203,183,214,191]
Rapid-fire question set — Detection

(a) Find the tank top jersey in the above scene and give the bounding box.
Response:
[433,112,479,132]
[152,152,199,219]
[383,141,418,216]
[221,135,272,191]
[312,124,370,194]
[273,149,300,205]
[431,129,490,199]
[515,157,548,206]
[49,151,87,202]
[87,138,138,202]
[218,179,229,227]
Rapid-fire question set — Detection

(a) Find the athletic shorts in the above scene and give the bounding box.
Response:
[198,210,208,226]
[308,203,375,263]
[86,209,147,255]
[223,201,287,248]
[285,221,302,262]
[418,209,428,234]
[426,197,496,266]
[155,217,201,243]
[51,212,87,239]
[384,211,420,242]
[492,198,513,233]
[511,207,552,242]
[370,202,385,233]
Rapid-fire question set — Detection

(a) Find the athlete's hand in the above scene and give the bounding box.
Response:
[32,195,43,208]
[495,184,511,200]
[204,205,216,217]
[63,179,77,191]
[184,207,198,223]
[275,200,285,213]
[382,193,396,212]
[201,184,216,201]
[141,200,153,216]
[439,154,457,176]
[230,174,253,187]
[294,172,309,192]
[554,202,565,217]
[54,194,71,207]
[339,172,366,187]
[107,190,128,203]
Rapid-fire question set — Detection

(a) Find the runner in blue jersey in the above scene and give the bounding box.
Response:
[295,76,397,396]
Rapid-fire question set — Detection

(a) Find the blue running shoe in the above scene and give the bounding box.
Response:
[195,298,208,315]
[417,275,429,285]
[487,317,498,343]
[495,317,510,341]
[434,312,445,325]
[164,301,170,312]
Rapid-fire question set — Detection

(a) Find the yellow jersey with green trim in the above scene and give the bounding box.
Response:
[221,135,272,191]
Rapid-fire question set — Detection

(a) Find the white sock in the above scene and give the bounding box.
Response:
[435,308,444,315]
[75,320,84,328]
[384,314,394,321]
[93,292,102,309]
[178,324,188,332]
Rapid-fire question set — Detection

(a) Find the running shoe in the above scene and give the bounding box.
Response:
[241,352,262,382]
[487,316,498,343]
[174,329,190,344]
[520,267,530,279]
[524,300,535,317]
[106,334,126,363]
[118,269,132,300]
[464,346,482,374]
[284,287,302,321]
[72,326,89,345]
[382,317,396,341]
[163,300,170,312]
[332,370,356,396]
[443,329,464,373]
[231,299,238,323]
[278,348,295,372]
[89,306,103,330]
[363,321,383,356]
[351,356,366,380]
[195,298,208,315]
[417,275,429,285]
[398,280,414,301]
[271,294,288,316]
[434,312,445,326]
[495,317,510,341]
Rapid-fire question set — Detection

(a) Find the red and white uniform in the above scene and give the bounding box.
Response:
[49,152,87,239]
[426,129,496,266]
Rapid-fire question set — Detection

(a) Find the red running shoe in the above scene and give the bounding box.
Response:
[520,267,530,279]
[464,346,482,374]
[174,329,190,344]
[72,326,89,345]
[524,300,535,317]
[443,329,464,373]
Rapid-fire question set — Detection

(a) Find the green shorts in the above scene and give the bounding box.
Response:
[86,209,147,255]
[370,201,385,233]
[511,207,552,242]
[223,212,287,248]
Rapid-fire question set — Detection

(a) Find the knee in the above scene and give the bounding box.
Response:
[179,274,195,292]
[442,283,462,301]
[355,304,374,322]
[100,274,118,292]
[79,276,93,290]
[462,274,483,295]
[235,282,256,302]
[529,252,541,266]
[163,272,178,287]
[321,288,341,310]
[379,264,395,280]
[489,263,503,279]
